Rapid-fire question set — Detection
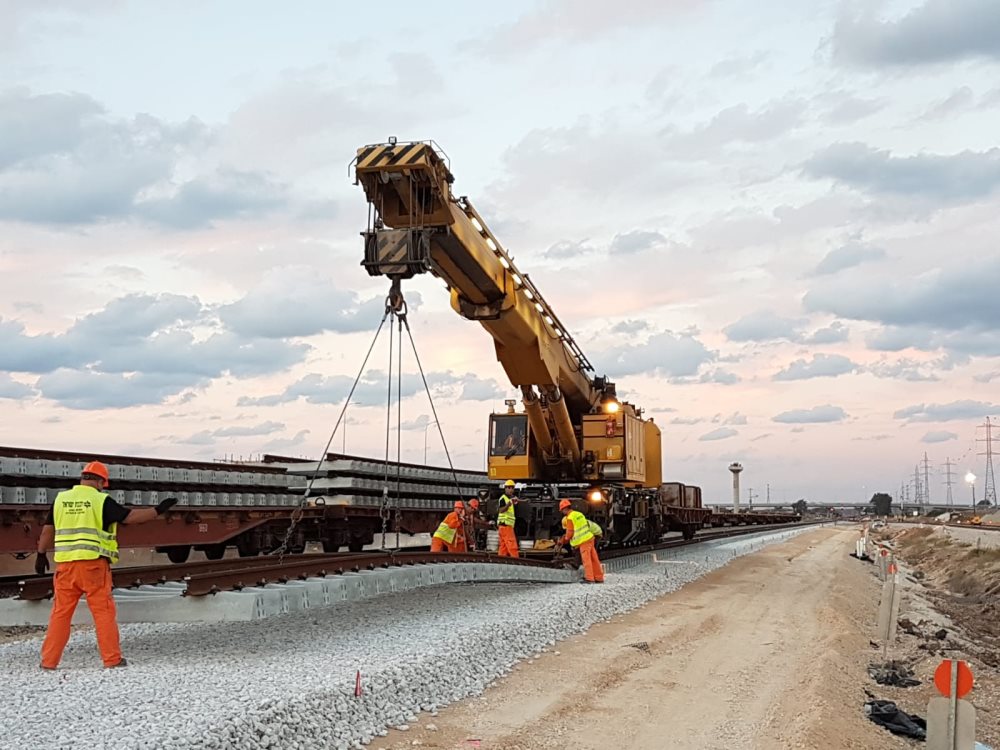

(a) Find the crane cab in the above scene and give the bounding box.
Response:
[487,411,533,481]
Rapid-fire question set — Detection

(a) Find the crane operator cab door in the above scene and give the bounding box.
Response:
[488,413,533,481]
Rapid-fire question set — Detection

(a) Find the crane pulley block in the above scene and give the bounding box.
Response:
[362,228,433,279]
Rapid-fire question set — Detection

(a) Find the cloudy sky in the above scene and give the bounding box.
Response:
[2,0,999,505]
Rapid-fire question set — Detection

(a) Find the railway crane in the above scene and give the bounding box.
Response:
[352,139,705,545]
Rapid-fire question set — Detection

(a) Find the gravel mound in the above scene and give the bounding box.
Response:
[1,527,811,750]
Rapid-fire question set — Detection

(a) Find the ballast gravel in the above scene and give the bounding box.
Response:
[1,527,813,750]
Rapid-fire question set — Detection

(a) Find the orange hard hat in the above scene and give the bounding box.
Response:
[454,500,465,511]
[559,499,572,511]
[81,460,109,482]
[469,498,480,510]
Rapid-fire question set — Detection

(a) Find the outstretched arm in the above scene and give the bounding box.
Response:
[37,525,55,552]
[122,497,179,525]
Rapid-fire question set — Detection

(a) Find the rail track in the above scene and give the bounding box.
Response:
[881,519,1000,532]
[6,522,821,601]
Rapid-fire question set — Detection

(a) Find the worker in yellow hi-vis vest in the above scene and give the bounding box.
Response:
[36,460,178,669]
[496,480,519,557]
[431,500,466,553]
[555,499,605,583]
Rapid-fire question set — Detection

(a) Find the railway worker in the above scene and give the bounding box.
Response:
[496,480,519,558]
[431,500,466,553]
[555,499,605,583]
[35,460,179,670]
[449,499,478,553]
[458,498,487,551]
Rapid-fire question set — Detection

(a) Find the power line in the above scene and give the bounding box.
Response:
[977,416,997,506]
[942,457,955,506]
[921,451,932,506]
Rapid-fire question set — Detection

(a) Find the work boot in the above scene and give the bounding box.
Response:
[105,657,129,669]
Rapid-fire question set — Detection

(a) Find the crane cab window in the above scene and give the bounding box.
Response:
[491,415,528,457]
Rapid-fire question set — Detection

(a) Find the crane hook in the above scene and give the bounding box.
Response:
[385,278,408,320]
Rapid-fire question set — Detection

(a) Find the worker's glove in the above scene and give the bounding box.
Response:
[155,497,179,515]
[35,551,49,575]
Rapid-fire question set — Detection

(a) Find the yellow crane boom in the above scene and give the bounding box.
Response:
[353,139,660,487]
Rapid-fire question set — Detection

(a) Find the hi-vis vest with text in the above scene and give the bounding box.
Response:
[564,510,595,548]
[433,514,459,544]
[497,494,515,526]
[53,485,119,564]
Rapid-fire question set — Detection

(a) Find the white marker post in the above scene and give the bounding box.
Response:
[877,547,890,580]
[927,659,976,750]
[876,560,900,659]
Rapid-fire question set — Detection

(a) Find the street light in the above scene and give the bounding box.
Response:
[965,471,976,509]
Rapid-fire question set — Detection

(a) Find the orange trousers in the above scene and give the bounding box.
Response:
[576,538,604,582]
[431,536,464,553]
[41,559,122,668]
[497,525,519,558]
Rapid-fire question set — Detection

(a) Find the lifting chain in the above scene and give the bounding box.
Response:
[380,282,405,551]
[276,278,466,561]
[394,502,402,551]
[378,488,391,550]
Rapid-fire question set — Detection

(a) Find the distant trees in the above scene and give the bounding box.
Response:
[792,499,808,515]
[870,492,893,516]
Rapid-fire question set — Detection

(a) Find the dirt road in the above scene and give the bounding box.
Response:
[381,527,902,750]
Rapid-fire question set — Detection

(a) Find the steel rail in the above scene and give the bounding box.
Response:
[10,522,824,600]
[182,549,554,596]
[181,522,824,597]
[14,552,365,601]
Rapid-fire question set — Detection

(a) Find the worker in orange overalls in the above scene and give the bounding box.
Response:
[35,460,179,669]
[431,500,466,553]
[496,480,519,558]
[466,498,489,551]
[454,498,489,552]
[449,498,481,552]
[555,499,604,583]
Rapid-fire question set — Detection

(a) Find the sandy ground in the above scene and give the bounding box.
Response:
[943,524,1000,550]
[878,525,1000,748]
[377,527,904,750]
